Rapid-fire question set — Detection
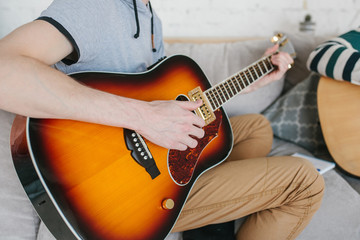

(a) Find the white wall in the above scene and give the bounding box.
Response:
[153,0,360,38]
[0,0,359,39]
[0,0,52,38]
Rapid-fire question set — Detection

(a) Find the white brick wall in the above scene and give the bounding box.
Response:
[151,0,360,38]
[0,0,359,38]
[0,0,52,38]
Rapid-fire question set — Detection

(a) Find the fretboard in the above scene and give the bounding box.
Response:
[204,54,275,111]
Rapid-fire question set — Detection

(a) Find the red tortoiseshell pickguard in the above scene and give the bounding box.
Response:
[168,110,222,185]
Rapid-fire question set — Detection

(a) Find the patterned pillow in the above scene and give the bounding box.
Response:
[262,73,328,155]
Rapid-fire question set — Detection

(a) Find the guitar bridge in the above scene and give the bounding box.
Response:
[124,129,160,179]
[188,86,216,126]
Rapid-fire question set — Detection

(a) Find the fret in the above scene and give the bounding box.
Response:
[232,76,241,92]
[248,69,255,83]
[207,89,217,110]
[211,88,220,107]
[247,68,253,81]
[237,75,245,90]
[259,62,266,74]
[222,81,231,100]
[229,77,235,93]
[204,86,223,111]
[218,84,226,101]
[232,79,239,93]
[227,78,236,94]
[204,90,213,110]
[226,82,233,97]
[226,81,235,97]
[250,66,259,79]
[257,62,264,75]
[265,57,273,70]
[210,90,218,109]
[211,89,221,109]
[220,83,230,100]
[216,85,226,103]
[269,59,275,70]
[213,88,222,106]
[262,59,268,72]
[238,73,247,89]
[239,72,248,88]
[244,70,253,85]
[259,60,267,73]
[242,71,249,85]
[254,64,262,77]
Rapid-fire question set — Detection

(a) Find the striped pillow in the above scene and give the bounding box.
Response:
[306,28,360,85]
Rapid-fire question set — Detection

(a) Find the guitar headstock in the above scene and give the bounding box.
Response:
[271,32,296,59]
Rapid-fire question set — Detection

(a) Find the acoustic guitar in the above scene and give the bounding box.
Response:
[317,76,360,177]
[10,34,295,240]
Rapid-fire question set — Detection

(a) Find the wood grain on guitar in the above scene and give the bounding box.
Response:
[318,76,360,177]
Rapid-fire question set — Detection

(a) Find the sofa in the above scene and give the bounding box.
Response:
[1,31,360,240]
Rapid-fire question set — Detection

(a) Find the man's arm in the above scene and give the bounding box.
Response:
[0,20,205,151]
[306,29,360,85]
[0,20,80,118]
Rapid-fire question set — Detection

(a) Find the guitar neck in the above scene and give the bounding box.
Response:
[204,53,275,111]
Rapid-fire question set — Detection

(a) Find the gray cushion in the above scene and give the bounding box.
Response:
[262,73,328,155]
[297,169,360,240]
[37,222,55,240]
[268,138,360,240]
[0,110,40,239]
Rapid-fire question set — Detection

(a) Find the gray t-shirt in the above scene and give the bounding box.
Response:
[39,0,165,74]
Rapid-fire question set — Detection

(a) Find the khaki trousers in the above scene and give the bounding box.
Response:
[172,114,325,240]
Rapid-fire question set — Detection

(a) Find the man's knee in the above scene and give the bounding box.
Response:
[292,156,325,208]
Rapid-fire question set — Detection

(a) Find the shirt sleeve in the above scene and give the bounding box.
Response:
[38,0,109,65]
[306,28,360,85]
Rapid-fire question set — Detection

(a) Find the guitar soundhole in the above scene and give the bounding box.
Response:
[176,94,190,102]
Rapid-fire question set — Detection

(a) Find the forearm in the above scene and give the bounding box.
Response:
[0,53,143,129]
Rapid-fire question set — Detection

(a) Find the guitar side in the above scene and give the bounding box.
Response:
[11,55,233,240]
[317,76,360,177]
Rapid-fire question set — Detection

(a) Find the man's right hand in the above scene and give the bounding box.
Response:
[135,99,206,151]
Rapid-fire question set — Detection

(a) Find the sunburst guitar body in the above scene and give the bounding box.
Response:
[11,56,233,240]
[10,34,295,240]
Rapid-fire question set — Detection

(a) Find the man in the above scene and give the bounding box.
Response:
[0,0,324,239]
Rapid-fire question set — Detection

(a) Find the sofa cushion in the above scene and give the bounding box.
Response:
[164,39,285,116]
[268,138,360,240]
[37,221,55,240]
[0,110,40,239]
[297,169,360,240]
[262,73,328,155]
